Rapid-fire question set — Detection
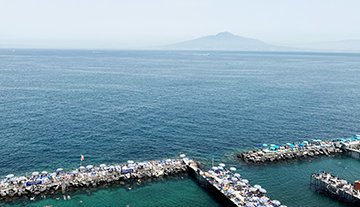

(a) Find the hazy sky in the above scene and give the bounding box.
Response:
[1,0,359,49]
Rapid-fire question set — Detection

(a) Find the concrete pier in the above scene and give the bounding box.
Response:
[310,171,360,206]
[188,162,286,207]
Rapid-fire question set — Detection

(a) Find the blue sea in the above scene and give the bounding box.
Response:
[1,49,360,207]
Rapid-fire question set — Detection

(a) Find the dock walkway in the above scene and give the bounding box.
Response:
[188,162,286,207]
[310,171,360,205]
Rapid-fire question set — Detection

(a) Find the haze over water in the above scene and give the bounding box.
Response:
[1,50,360,206]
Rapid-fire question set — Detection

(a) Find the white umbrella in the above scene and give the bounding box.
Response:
[231,177,238,181]
[254,184,261,189]
[228,189,235,194]
[230,167,236,171]
[56,168,63,172]
[246,203,255,207]
[208,170,214,174]
[272,200,281,206]
[79,166,86,170]
[128,163,135,168]
[166,159,172,162]
[259,188,267,193]
[18,176,26,181]
[180,154,186,158]
[340,180,347,184]
[100,164,107,168]
[260,197,269,203]
[127,160,134,164]
[242,179,249,184]
[32,172,39,176]
[218,166,224,170]
[249,187,257,192]
[279,205,287,207]
[10,178,17,182]
[86,165,93,169]
[219,163,225,167]
[240,182,246,186]
[41,171,48,175]
[50,173,57,177]
[212,167,218,170]
[234,173,241,177]
[109,166,115,169]
[223,180,229,184]
[6,174,14,179]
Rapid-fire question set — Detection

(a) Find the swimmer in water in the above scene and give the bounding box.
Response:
[67,195,71,200]
[56,197,60,200]
[63,195,66,200]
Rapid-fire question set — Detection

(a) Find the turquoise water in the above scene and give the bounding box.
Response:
[1,50,360,206]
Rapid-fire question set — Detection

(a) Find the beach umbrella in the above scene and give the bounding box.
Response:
[286,143,291,145]
[18,176,26,181]
[79,166,86,170]
[259,188,267,193]
[265,205,272,207]
[234,173,241,177]
[50,173,57,177]
[127,160,134,164]
[270,147,276,150]
[274,146,279,149]
[231,177,238,181]
[10,178,17,182]
[263,144,268,147]
[272,200,281,206]
[109,166,115,169]
[290,145,295,147]
[249,187,257,192]
[128,163,135,168]
[246,203,255,207]
[218,166,224,170]
[219,163,225,167]
[100,164,107,168]
[56,168,63,172]
[230,167,236,171]
[242,179,249,184]
[254,184,261,189]
[340,180,347,184]
[32,172,39,176]
[208,170,214,174]
[71,170,78,174]
[86,165,93,169]
[303,141,309,144]
[228,189,235,194]
[41,171,48,175]
[166,159,172,162]
[6,174,14,179]
[260,197,269,203]
[212,166,218,170]
[180,154,186,158]
[252,197,259,201]
[223,180,229,184]
[240,182,246,186]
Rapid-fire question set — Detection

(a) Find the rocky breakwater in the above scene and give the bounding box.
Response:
[238,144,343,164]
[0,156,192,199]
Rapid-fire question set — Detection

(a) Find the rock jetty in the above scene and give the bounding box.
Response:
[237,139,351,164]
[0,156,192,199]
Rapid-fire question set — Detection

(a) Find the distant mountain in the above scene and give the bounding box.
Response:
[284,40,360,52]
[152,32,289,51]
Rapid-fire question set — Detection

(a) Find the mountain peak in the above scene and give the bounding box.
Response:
[215,32,235,37]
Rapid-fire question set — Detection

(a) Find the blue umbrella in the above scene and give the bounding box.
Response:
[270,147,276,150]
[263,144,268,147]
[274,146,279,149]
[290,145,295,147]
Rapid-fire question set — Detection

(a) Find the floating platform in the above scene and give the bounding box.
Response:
[310,171,360,206]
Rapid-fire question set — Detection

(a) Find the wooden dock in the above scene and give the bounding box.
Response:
[187,161,285,207]
[310,171,360,205]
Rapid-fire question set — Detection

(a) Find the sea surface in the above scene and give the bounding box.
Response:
[1,49,360,207]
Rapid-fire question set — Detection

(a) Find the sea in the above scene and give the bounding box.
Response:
[1,49,360,207]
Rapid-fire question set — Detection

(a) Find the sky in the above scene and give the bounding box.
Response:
[0,0,359,49]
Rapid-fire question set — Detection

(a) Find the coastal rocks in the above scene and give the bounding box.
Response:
[238,146,343,164]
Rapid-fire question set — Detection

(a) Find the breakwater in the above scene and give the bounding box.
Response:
[310,171,360,205]
[188,162,286,207]
[237,136,360,164]
[0,157,191,199]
